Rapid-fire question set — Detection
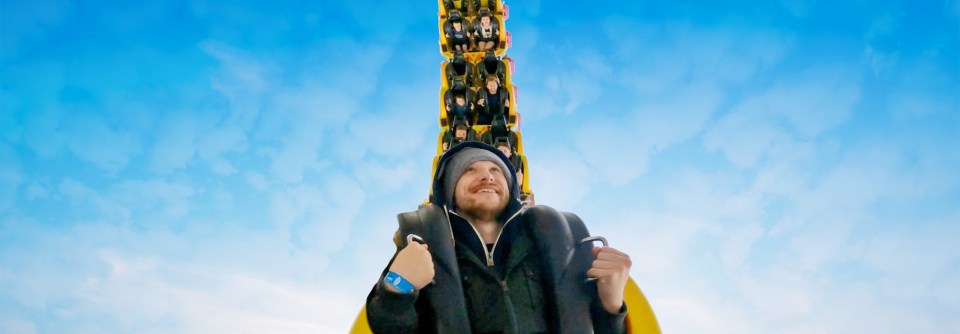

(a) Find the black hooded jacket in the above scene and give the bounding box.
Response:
[365,141,626,334]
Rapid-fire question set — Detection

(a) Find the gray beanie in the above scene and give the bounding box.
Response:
[441,147,512,208]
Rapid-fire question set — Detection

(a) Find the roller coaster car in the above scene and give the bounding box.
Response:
[444,51,475,90]
[441,11,471,50]
[480,116,518,149]
[438,120,476,153]
[518,153,532,195]
[350,207,660,334]
[439,12,508,58]
[354,2,661,332]
[440,79,477,128]
[475,82,516,126]
[490,136,524,176]
[351,281,659,333]
[439,0,503,17]
[439,0,469,17]
[502,143,523,174]
[477,49,508,88]
[469,8,501,49]
[471,0,503,15]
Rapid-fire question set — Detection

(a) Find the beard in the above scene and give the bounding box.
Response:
[457,197,507,222]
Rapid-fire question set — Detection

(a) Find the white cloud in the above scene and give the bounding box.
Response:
[63,113,143,174]
[512,47,613,120]
[511,85,563,122]
[111,179,198,220]
[0,143,23,213]
[587,119,960,332]
[269,172,367,256]
[633,82,722,150]
[766,70,861,138]
[201,41,271,96]
[59,178,132,222]
[4,4,958,333]
[198,37,397,184]
[148,113,200,174]
[855,223,960,296]
[353,158,419,194]
[72,250,361,333]
[526,146,596,209]
[703,99,795,168]
[573,117,653,185]
[346,85,434,159]
[196,123,247,175]
[20,106,68,159]
[0,208,379,333]
[607,21,792,89]
[864,45,899,77]
[555,23,794,186]
[24,181,50,200]
[502,21,540,63]
[244,171,270,191]
[888,87,958,120]
[704,67,860,168]
[574,82,722,185]
[0,314,36,334]
[267,128,326,184]
[56,177,201,224]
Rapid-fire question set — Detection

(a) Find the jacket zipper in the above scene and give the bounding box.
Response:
[445,204,526,267]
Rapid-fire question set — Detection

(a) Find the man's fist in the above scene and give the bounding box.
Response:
[587,246,632,314]
[387,243,435,292]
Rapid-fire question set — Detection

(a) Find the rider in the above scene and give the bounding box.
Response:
[366,142,631,333]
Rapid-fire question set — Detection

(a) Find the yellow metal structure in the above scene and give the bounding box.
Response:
[349,2,660,332]
[437,0,509,58]
[350,278,661,333]
[437,85,519,128]
[437,0,505,19]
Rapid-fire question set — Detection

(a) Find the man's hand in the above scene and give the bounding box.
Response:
[587,246,632,313]
[387,243,435,292]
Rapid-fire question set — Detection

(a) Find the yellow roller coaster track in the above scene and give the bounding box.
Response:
[351,1,661,332]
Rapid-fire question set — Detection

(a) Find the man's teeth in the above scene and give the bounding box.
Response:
[478,189,495,193]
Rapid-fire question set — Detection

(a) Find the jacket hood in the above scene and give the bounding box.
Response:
[431,141,523,221]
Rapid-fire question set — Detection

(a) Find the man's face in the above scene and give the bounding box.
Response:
[455,128,467,140]
[486,80,498,92]
[455,96,466,105]
[497,145,511,157]
[454,160,510,218]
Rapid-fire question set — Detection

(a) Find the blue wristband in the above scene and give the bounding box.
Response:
[384,271,416,294]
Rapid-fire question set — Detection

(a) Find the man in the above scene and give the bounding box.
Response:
[366,141,631,333]
[442,124,472,151]
[477,76,509,125]
[495,141,523,187]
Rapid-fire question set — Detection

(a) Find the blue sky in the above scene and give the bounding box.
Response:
[1,0,958,333]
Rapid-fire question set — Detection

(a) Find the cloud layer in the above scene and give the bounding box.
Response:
[2,0,958,333]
